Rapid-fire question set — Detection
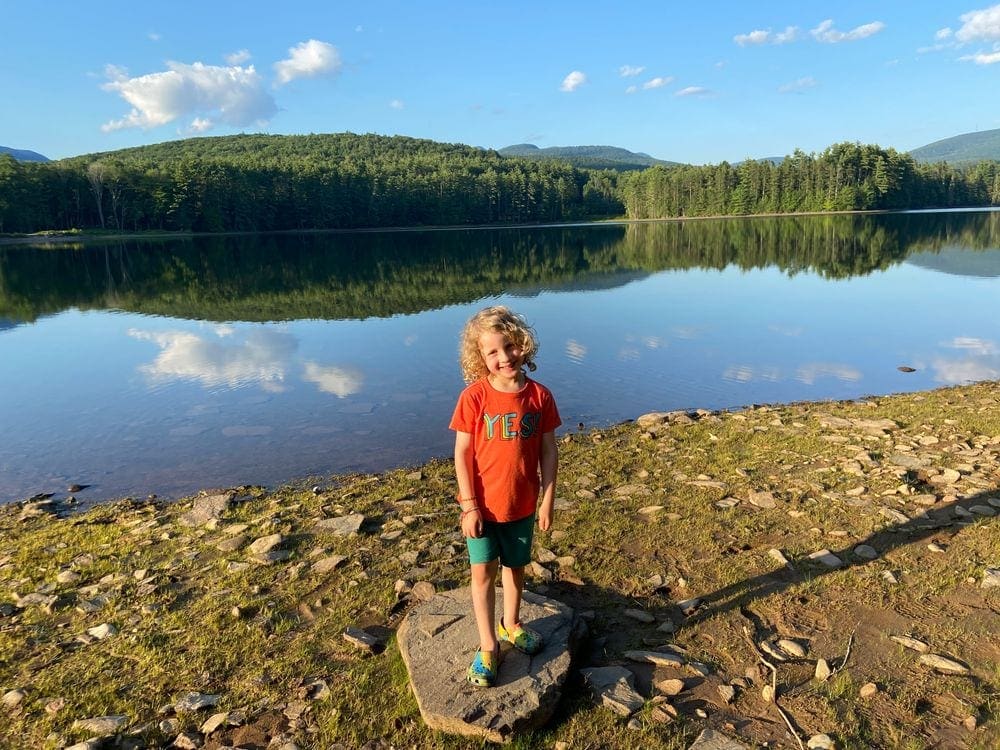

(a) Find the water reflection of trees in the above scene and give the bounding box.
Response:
[1,211,998,322]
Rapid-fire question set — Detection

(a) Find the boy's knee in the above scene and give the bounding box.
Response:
[470,560,498,586]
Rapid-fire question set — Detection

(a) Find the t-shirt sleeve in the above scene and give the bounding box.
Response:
[539,389,562,433]
[449,387,480,433]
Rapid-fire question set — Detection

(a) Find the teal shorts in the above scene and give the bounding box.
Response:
[466,513,535,568]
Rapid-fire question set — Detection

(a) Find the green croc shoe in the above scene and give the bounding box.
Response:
[467,647,499,687]
[497,618,543,655]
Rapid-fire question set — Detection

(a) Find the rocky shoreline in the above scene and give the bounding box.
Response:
[2,382,999,749]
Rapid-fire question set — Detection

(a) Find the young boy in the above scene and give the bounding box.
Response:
[449,305,560,687]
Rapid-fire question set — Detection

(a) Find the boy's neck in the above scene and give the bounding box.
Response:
[488,371,526,393]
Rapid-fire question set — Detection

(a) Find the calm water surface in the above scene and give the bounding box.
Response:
[2,211,999,506]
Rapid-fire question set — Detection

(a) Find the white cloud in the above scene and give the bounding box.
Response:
[625,84,638,94]
[676,86,711,97]
[389,99,404,110]
[273,39,342,85]
[565,340,587,363]
[560,70,587,92]
[643,76,674,90]
[734,29,771,46]
[129,327,296,390]
[948,336,998,354]
[811,19,886,43]
[187,117,214,133]
[723,365,781,382]
[795,363,862,384]
[101,61,277,132]
[148,32,161,42]
[778,76,818,93]
[619,65,645,77]
[226,49,252,65]
[302,362,364,398]
[734,26,799,46]
[960,47,1000,64]
[936,27,954,40]
[956,4,1000,42]
[932,356,1000,384]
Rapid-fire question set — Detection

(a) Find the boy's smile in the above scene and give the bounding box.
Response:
[479,331,525,390]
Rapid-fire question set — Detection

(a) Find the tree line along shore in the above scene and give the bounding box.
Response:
[2,133,999,236]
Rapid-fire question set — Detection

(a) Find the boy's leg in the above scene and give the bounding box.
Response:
[501,564,525,630]
[470,559,500,652]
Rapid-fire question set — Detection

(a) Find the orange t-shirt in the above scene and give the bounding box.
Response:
[449,377,561,523]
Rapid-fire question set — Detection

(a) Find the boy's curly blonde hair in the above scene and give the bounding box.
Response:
[459,306,539,384]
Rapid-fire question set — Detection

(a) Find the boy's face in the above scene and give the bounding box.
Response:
[478,330,524,382]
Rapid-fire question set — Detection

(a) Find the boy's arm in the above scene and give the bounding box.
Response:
[537,430,558,531]
[454,430,482,537]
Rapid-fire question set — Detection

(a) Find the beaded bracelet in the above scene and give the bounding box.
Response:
[460,506,481,519]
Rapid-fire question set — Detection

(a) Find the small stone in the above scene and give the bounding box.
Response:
[859,682,878,698]
[747,491,777,508]
[638,505,665,515]
[656,678,685,696]
[815,659,832,681]
[311,555,347,574]
[45,697,66,714]
[762,685,775,702]
[72,715,129,734]
[56,570,81,584]
[982,568,1000,588]
[807,734,835,749]
[410,581,436,601]
[172,732,201,749]
[624,650,685,667]
[215,534,247,552]
[657,619,678,634]
[768,548,791,567]
[3,688,26,709]
[964,715,978,731]
[891,635,930,653]
[687,661,712,677]
[87,623,117,640]
[717,684,736,703]
[969,504,996,516]
[881,570,899,584]
[174,692,221,712]
[919,653,970,674]
[880,507,910,524]
[927,542,946,553]
[343,626,379,652]
[623,608,656,623]
[808,549,843,568]
[853,544,878,560]
[200,711,230,734]
[248,534,284,555]
[314,513,365,536]
[777,639,807,658]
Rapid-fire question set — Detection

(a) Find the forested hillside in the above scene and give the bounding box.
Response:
[1,134,998,235]
[910,128,1000,165]
[497,144,676,171]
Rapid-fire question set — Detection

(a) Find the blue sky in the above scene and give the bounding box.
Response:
[3,1,1000,164]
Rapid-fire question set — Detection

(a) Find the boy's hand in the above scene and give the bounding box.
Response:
[537,499,553,532]
[461,509,483,538]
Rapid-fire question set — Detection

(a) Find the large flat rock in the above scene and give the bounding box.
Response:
[397,586,580,744]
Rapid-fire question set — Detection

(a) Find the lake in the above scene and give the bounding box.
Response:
[2,210,999,507]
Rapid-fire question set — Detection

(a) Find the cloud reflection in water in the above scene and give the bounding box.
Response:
[129,327,297,392]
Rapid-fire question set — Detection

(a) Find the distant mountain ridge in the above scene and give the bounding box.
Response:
[909,128,1000,165]
[499,143,679,171]
[0,146,49,162]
